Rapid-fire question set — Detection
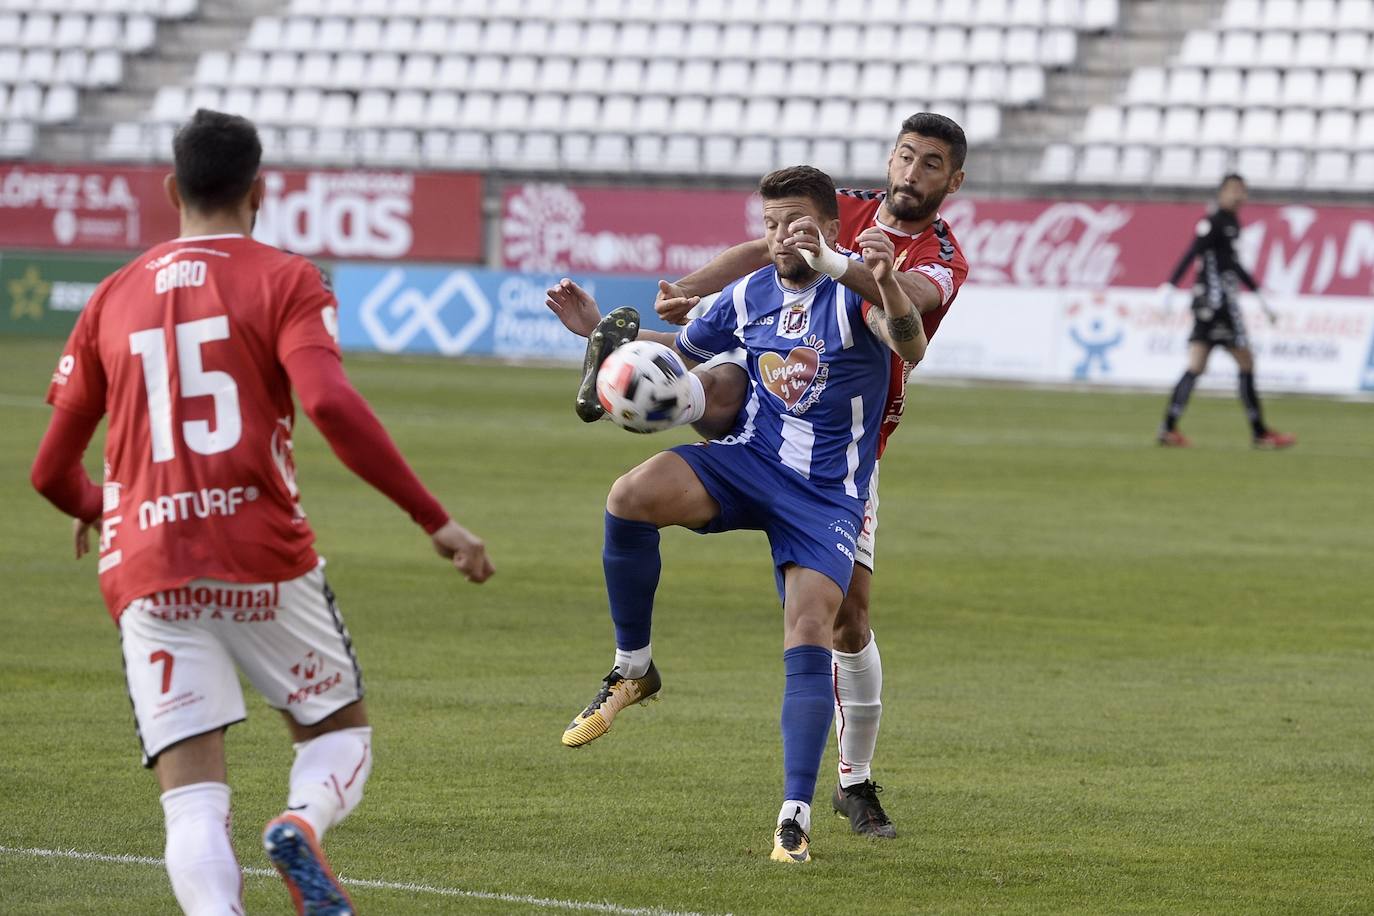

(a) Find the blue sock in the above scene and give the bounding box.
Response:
[603,511,661,651]
[781,644,834,804]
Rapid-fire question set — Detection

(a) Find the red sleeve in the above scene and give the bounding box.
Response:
[32,406,103,523]
[284,346,450,534]
[46,283,108,417]
[277,260,343,365]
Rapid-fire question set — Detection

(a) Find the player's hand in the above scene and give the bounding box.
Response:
[545,278,602,338]
[781,217,822,258]
[431,520,495,584]
[1257,293,1280,327]
[73,517,96,559]
[654,279,700,326]
[857,227,895,282]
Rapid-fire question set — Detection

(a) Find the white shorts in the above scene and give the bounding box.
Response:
[856,461,880,572]
[118,562,363,767]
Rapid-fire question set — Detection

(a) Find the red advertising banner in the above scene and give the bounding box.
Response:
[501,182,761,276]
[499,181,1374,298]
[0,163,483,261]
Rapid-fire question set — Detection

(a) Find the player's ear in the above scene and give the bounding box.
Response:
[247,174,266,213]
[822,217,841,246]
[946,169,965,195]
[163,173,181,212]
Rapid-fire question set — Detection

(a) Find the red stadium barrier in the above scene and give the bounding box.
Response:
[499,181,1374,299]
[0,163,483,261]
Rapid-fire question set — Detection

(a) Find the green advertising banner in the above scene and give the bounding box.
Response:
[1,251,125,338]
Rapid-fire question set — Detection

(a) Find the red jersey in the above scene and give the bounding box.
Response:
[837,189,969,457]
[46,234,341,620]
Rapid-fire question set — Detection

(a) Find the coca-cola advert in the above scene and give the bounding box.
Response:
[499,181,1374,299]
[943,198,1374,299]
[1,163,483,261]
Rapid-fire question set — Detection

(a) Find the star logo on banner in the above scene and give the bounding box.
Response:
[8,266,52,320]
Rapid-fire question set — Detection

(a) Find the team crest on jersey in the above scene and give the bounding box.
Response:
[780,302,809,337]
[758,334,829,414]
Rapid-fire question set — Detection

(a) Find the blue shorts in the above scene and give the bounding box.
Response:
[670,441,863,600]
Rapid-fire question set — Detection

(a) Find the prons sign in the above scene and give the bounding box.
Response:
[500,182,761,276]
[0,163,482,261]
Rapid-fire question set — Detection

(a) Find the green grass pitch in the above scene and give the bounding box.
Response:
[2,334,1371,915]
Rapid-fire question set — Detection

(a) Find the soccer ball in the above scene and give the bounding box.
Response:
[595,340,692,434]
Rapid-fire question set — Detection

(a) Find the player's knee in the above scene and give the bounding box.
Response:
[606,469,655,521]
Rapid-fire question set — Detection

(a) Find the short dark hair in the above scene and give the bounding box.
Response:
[897,112,967,171]
[758,165,839,220]
[172,109,262,213]
[1220,173,1246,188]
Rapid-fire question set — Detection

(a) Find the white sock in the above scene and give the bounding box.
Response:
[160,782,244,916]
[284,726,373,842]
[833,631,883,788]
[613,645,652,679]
[681,372,706,425]
[777,800,812,834]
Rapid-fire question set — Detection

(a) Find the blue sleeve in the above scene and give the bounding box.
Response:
[677,279,745,362]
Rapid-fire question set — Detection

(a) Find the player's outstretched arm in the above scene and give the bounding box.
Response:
[284,347,493,583]
[655,239,771,325]
[545,279,700,366]
[856,228,928,364]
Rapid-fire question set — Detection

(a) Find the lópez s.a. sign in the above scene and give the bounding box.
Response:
[0,164,482,261]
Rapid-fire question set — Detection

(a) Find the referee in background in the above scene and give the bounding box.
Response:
[1156,174,1295,449]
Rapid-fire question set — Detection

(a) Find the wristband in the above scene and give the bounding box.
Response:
[798,235,851,280]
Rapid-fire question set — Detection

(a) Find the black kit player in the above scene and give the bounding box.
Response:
[1157,173,1295,449]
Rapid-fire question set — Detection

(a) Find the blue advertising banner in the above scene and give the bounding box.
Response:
[333,265,678,360]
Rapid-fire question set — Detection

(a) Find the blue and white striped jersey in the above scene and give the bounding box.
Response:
[676,267,891,500]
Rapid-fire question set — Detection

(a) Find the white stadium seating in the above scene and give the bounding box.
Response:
[77,0,1123,171]
[0,1,198,159]
[1038,0,1374,186]
[6,0,1367,188]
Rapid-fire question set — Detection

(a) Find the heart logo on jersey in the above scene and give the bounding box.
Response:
[758,347,820,409]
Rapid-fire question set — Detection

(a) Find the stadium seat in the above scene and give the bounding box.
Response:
[1280,70,1319,109]
[1160,107,1200,143]
[1204,68,1242,107]
[1331,32,1369,67]
[1126,67,1167,105]
[1292,31,1331,68]
[1155,147,1198,184]
[1336,0,1374,30]
[1166,69,1204,106]
[1177,31,1219,66]
[1276,109,1316,146]
[1076,144,1118,182]
[1307,150,1351,188]
[1122,106,1161,143]
[1245,70,1282,108]
[1082,105,1123,142]
[1239,108,1279,146]
[1034,142,1076,182]
[1314,110,1355,148]
[1320,71,1357,110]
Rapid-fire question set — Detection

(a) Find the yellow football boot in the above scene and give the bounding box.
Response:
[561,661,661,748]
[770,817,811,863]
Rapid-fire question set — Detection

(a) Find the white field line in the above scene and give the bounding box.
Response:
[0,845,727,916]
